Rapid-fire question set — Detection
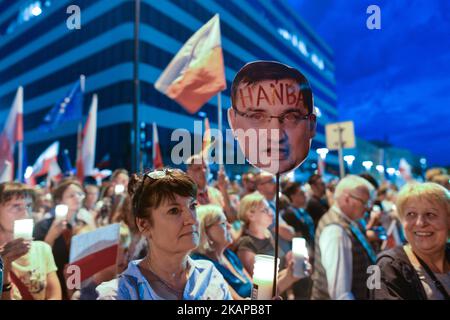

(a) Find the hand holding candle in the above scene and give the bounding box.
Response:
[252,255,280,300]
[114,184,125,195]
[292,237,309,278]
[55,204,69,221]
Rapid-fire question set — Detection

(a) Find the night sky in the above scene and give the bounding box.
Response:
[286,0,450,166]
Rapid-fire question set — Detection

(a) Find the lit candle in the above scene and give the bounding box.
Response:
[55,204,68,220]
[114,184,125,195]
[13,219,34,240]
[252,254,280,300]
[292,237,309,278]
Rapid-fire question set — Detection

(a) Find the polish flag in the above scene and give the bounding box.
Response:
[47,158,63,182]
[30,141,60,178]
[77,95,98,180]
[202,117,214,160]
[154,14,226,114]
[381,219,402,250]
[69,224,120,284]
[0,161,12,183]
[0,87,23,182]
[91,168,112,185]
[398,158,412,181]
[152,122,163,169]
[317,157,325,175]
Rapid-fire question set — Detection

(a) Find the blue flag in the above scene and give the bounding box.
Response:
[39,77,84,131]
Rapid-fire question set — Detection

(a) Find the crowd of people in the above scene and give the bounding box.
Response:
[0,159,448,300]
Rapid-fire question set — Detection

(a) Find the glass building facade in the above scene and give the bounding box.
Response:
[0,0,338,177]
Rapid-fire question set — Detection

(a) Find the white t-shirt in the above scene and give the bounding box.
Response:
[11,241,58,300]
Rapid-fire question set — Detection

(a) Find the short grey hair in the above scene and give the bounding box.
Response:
[334,175,375,200]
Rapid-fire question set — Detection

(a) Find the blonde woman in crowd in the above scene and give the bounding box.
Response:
[372,182,449,300]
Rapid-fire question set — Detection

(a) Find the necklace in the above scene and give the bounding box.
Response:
[145,259,186,298]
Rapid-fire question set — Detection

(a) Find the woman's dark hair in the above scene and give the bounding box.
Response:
[0,182,34,205]
[359,173,379,190]
[128,168,197,226]
[231,61,313,113]
[283,181,302,202]
[52,178,83,204]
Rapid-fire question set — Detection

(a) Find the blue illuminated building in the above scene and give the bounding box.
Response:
[0,0,338,176]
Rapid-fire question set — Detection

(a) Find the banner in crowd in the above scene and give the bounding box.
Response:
[69,223,120,284]
[227,61,316,174]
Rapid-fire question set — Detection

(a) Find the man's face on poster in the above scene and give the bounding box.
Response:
[228,78,316,174]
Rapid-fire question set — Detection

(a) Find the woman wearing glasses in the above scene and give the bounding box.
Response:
[96,168,232,300]
[0,182,61,300]
[33,178,92,299]
[227,61,316,175]
[371,182,450,300]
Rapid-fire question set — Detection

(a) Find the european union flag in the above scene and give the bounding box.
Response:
[39,77,84,131]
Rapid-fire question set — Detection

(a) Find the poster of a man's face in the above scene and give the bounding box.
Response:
[228,61,316,174]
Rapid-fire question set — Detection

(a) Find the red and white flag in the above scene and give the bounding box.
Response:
[69,223,120,284]
[398,158,412,181]
[30,141,59,178]
[152,122,163,169]
[154,14,226,114]
[317,157,325,175]
[381,219,402,250]
[0,87,23,182]
[201,117,215,160]
[0,161,13,183]
[47,158,63,183]
[76,94,97,180]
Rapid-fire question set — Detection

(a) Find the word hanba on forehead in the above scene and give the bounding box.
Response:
[238,81,306,109]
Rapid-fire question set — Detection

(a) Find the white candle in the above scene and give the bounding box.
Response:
[13,219,34,240]
[55,204,68,220]
[252,255,280,300]
[114,184,125,194]
[292,237,309,278]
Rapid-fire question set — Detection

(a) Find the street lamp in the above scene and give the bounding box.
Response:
[376,165,384,174]
[362,161,373,171]
[316,148,329,160]
[343,155,355,173]
[343,155,355,166]
[386,167,396,176]
[316,148,328,175]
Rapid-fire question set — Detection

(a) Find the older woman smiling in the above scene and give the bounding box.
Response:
[371,182,449,300]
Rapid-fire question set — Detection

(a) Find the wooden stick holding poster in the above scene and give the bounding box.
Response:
[228,61,316,299]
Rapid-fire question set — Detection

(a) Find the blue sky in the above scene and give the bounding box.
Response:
[287,0,450,166]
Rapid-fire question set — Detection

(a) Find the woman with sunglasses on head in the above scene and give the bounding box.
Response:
[96,168,232,300]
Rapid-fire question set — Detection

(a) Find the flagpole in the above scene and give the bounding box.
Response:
[18,141,23,182]
[217,93,223,171]
[132,0,141,174]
